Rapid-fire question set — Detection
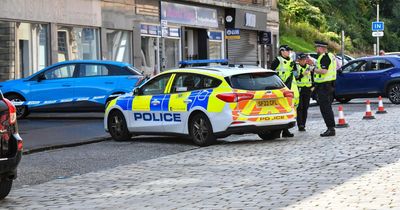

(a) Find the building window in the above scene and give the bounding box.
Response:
[106,29,132,63]
[208,31,224,60]
[16,22,49,78]
[57,26,100,62]
[164,38,180,69]
[140,36,159,76]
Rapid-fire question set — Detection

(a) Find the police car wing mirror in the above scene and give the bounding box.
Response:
[133,88,142,95]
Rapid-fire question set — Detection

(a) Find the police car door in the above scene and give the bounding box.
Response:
[167,73,203,134]
[130,73,172,132]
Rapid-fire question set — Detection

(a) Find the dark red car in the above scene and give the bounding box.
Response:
[0,93,23,199]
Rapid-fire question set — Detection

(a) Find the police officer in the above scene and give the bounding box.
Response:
[295,53,313,131]
[313,41,336,137]
[270,45,299,137]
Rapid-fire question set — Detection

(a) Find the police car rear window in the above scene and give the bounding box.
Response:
[226,72,285,90]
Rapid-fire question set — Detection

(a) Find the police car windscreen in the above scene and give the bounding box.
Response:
[227,73,285,90]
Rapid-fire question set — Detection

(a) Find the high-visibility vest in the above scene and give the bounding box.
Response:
[276,56,293,82]
[314,52,337,83]
[296,64,312,87]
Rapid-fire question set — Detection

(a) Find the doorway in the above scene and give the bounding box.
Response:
[184,28,208,60]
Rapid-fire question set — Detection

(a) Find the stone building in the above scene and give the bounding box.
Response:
[0,0,279,80]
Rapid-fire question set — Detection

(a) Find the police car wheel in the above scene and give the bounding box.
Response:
[388,83,400,104]
[258,130,281,140]
[108,110,132,141]
[6,94,29,119]
[189,113,216,147]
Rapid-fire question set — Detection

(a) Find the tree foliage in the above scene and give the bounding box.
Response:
[279,0,400,53]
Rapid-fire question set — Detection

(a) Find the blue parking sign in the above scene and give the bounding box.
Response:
[372,22,384,31]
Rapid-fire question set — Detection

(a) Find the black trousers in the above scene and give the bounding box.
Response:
[296,87,312,127]
[315,82,335,129]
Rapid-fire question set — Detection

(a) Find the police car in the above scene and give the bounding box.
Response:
[104,65,297,146]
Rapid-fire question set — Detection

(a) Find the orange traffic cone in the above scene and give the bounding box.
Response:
[376,96,387,114]
[336,105,349,128]
[363,100,375,120]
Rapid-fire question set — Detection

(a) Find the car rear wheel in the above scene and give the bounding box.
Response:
[335,97,351,104]
[388,83,400,104]
[189,113,216,147]
[258,130,281,140]
[6,94,29,119]
[108,110,132,141]
[0,180,13,200]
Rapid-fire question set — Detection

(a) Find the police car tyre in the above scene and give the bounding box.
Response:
[388,83,400,104]
[108,110,132,141]
[335,97,351,104]
[0,180,12,200]
[189,113,216,147]
[258,130,281,140]
[6,94,29,119]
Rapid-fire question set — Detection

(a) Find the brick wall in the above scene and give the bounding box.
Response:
[0,22,15,81]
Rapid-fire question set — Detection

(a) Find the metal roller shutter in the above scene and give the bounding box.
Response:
[227,30,258,65]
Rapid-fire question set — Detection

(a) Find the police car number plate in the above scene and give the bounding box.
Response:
[256,100,278,107]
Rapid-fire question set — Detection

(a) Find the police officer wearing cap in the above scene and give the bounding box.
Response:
[270,45,299,137]
[314,41,336,137]
[295,53,313,131]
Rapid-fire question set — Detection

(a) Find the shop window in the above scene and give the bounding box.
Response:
[165,38,180,69]
[57,26,100,62]
[209,42,222,60]
[16,22,49,78]
[106,30,132,63]
[140,36,159,76]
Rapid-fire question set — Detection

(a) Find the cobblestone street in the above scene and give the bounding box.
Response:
[3,106,400,209]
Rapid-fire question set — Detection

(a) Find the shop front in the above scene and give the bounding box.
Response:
[225,8,268,67]
[160,1,224,65]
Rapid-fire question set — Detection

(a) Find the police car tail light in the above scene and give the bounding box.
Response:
[3,98,16,124]
[283,91,294,98]
[216,93,254,102]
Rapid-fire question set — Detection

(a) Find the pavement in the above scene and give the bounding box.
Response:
[2,103,400,208]
[18,112,108,153]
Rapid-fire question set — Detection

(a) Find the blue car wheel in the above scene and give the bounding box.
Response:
[6,94,29,119]
[388,83,400,104]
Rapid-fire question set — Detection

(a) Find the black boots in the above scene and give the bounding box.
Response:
[320,128,335,137]
[298,126,306,132]
[282,129,294,137]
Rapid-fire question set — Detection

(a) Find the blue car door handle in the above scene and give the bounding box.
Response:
[105,82,114,84]
[62,84,72,87]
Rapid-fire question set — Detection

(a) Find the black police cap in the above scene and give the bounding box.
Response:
[297,53,308,60]
[314,41,328,47]
[279,45,293,51]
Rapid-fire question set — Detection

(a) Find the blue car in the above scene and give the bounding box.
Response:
[0,60,143,118]
[335,55,400,104]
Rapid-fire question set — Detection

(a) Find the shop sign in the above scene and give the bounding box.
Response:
[141,24,161,36]
[141,24,180,38]
[168,28,180,38]
[245,13,256,28]
[225,28,240,40]
[161,2,218,28]
[209,31,223,41]
[258,31,271,45]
